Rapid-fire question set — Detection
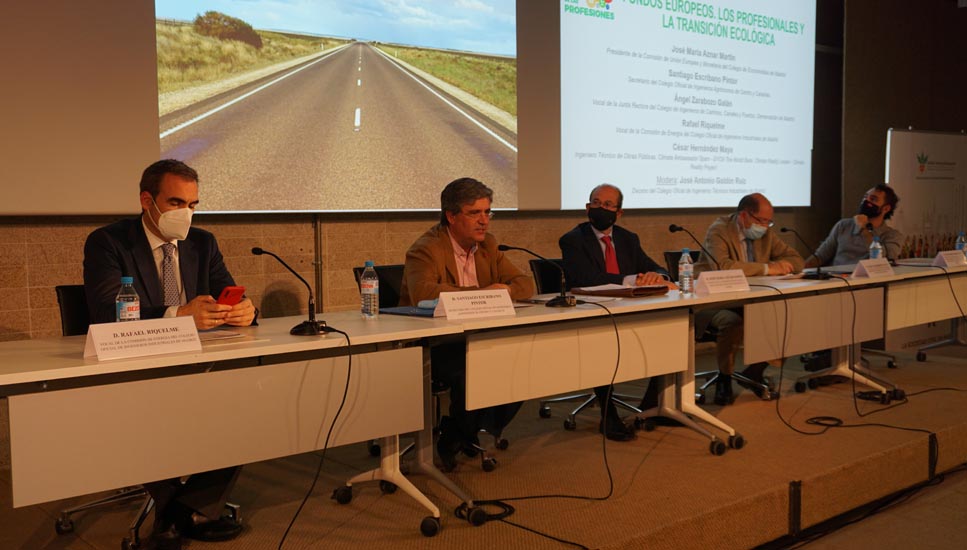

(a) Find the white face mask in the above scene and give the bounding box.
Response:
[743,223,767,241]
[152,199,193,241]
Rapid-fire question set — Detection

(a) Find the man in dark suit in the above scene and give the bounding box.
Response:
[83,159,254,550]
[559,184,677,441]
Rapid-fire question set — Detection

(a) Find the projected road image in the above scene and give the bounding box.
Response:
[156,2,517,212]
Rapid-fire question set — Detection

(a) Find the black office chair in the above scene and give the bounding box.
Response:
[529,259,642,429]
[351,265,504,471]
[661,253,776,403]
[53,285,156,549]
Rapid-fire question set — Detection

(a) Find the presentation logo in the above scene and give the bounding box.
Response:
[916,152,928,173]
[564,0,615,20]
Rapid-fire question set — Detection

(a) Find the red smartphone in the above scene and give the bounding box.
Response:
[217,286,246,306]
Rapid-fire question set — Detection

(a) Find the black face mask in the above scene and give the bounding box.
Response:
[858,200,880,218]
[588,207,618,231]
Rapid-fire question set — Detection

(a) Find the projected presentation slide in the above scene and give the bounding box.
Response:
[155,1,517,212]
[561,0,816,209]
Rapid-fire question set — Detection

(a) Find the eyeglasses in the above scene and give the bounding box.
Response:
[460,208,494,220]
[589,199,619,210]
[749,212,775,228]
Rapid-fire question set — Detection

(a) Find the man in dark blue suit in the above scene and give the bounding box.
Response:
[559,184,677,441]
[83,160,253,549]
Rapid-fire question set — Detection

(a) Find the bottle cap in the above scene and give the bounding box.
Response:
[364,260,375,267]
[873,236,880,242]
[681,248,690,254]
[121,276,134,284]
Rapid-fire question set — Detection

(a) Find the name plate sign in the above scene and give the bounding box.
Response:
[851,259,895,278]
[84,316,201,361]
[434,289,516,320]
[933,250,967,268]
[694,270,750,295]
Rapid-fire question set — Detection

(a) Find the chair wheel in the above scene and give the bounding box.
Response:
[887,360,897,369]
[639,418,656,432]
[807,378,820,389]
[481,457,497,472]
[709,439,727,456]
[367,440,380,457]
[538,406,552,419]
[794,381,807,393]
[121,537,140,550]
[467,506,488,526]
[563,418,577,430]
[331,485,352,504]
[917,351,927,362]
[379,480,397,494]
[420,516,441,537]
[892,388,906,400]
[55,517,74,535]
[729,434,745,450]
[495,438,509,450]
[695,392,706,404]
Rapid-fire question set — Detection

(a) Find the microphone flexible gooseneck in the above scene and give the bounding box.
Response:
[779,227,832,280]
[251,247,327,335]
[497,244,577,307]
[668,224,721,270]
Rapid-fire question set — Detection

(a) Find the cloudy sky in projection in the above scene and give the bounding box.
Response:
[156,0,516,56]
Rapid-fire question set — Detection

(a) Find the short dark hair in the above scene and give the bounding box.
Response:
[873,183,899,220]
[440,177,493,225]
[139,159,199,198]
[737,193,763,214]
[588,184,624,209]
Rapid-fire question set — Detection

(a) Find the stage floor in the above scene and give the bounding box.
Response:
[2,347,966,550]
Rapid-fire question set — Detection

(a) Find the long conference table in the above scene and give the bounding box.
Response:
[0,264,964,535]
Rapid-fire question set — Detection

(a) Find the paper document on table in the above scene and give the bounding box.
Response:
[198,329,244,342]
[571,284,668,298]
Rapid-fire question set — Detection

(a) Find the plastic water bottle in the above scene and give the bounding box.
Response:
[869,236,883,260]
[956,231,967,259]
[115,276,140,322]
[360,261,379,318]
[678,248,693,295]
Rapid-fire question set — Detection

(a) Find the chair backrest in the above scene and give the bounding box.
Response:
[663,250,701,282]
[352,264,405,308]
[528,258,565,294]
[55,284,91,336]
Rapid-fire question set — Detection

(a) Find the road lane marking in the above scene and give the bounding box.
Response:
[160,44,351,139]
[358,66,362,72]
[372,46,517,153]
[354,107,361,131]
[357,79,361,86]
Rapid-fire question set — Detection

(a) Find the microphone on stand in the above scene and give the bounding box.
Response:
[779,227,832,280]
[251,247,327,335]
[668,224,721,270]
[497,244,577,307]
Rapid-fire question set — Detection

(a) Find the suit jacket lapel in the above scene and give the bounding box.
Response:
[582,225,607,272]
[179,237,198,300]
[437,227,461,287]
[130,221,163,307]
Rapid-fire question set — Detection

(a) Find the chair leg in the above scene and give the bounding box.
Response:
[121,496,154,550]
[56,487,148,535]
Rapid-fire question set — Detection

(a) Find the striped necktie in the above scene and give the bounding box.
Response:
[162,243,179,306]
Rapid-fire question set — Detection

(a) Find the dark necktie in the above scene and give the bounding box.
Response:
[162,243,179,306]
[602,235,619,275]
[745,239,755,263]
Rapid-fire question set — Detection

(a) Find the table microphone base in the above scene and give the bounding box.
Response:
[546,295,577,307]
[290,320,327,335]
